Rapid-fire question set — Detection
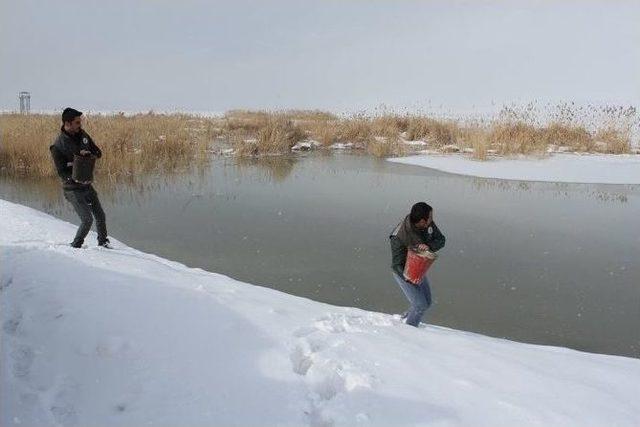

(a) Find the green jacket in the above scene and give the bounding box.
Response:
[390,221,446,277]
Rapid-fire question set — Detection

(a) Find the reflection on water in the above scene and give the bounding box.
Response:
[235,156,298,182]
[469,176,631,203]
[1,153,638,358]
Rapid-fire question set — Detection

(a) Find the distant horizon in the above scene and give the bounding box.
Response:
[2,100,637,124]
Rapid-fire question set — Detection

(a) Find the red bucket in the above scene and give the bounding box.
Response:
[403,249,437,285]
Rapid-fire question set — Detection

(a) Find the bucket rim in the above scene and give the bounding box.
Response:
[408,248,437,259]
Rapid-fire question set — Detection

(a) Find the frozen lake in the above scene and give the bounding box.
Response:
[2,153,638,357]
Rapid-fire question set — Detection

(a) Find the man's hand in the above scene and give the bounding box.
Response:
[417,244,430,252]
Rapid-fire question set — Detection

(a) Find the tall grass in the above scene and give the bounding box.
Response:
[0,113,213,179]
[1,104,636,178]
[0,113,58,177]
[458,126,490,160]
[489,122,547,156]
[543,122,593,151]
[405,117,458,146]
[231,115,305,156]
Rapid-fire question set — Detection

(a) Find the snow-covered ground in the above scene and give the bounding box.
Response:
[1,199,639,427]
[388,153,640,184]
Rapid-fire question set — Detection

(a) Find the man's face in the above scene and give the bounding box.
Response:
[64,116,82,134]
[414,211,433,229]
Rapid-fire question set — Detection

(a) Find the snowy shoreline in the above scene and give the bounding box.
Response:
[1,199,639,427]
[387,153,640,184]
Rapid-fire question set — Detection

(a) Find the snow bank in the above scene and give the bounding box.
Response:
[388,153,640,184]
[1,199,639,427]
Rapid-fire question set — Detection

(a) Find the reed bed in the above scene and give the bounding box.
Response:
[1,104,636,178]
[231,114,306,156]
[0,113,214,179]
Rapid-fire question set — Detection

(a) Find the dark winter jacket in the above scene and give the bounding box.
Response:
[390,216,446,277]
[50,127,101,190]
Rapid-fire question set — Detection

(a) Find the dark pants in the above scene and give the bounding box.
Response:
[63,186,108,246]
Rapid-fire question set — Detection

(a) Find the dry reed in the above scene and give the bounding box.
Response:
[1,104,636,179]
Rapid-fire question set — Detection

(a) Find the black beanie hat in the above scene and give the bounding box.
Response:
[62,107,82,123]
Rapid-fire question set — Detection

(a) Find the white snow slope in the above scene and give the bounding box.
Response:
[387,153,640,184]
[1,199,639,427]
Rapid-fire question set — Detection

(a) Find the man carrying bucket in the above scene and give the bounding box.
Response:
[50,108,111,249]
[390,202,445,327]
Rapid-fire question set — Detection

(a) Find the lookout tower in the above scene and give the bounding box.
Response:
[19,91,31,113]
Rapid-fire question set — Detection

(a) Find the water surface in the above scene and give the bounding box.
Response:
[2,153,638,357]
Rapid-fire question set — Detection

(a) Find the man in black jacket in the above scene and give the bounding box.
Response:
[50,108,111,248]
[390,202,445,327]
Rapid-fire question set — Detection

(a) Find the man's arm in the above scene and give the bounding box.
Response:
[87,133,102,158]
[427,222,446,252]
[390,236,408,277]
[50,145,72,181]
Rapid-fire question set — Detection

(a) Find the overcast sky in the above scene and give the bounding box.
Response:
[1,0,638,114]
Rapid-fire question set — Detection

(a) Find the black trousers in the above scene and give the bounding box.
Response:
[63,186,108,246]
